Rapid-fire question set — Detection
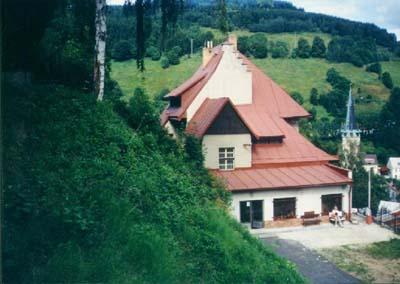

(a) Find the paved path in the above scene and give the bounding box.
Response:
[262,237,360,284]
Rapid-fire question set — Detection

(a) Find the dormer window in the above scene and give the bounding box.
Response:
[169,97,181,108]
[253,137,283,144]
[219,147,235,170]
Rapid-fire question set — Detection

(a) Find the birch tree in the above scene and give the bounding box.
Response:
[94,0,107,101]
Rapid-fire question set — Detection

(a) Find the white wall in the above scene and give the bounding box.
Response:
[165,121,178,138]
[231,185,350,222]
[187,44,252,121]
[203,134,252,169]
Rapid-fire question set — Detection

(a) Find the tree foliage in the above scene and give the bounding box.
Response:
[311,36,326,58]
[296,38,311,58]
[112,40,134,61]
[381,72,394,89]
[271,40,289,58]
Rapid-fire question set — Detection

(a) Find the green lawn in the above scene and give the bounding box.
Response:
[111,30,399,118]
[111,54,201,100]
[381,61,400,87]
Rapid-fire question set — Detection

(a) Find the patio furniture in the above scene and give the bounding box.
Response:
[301,211,321,226]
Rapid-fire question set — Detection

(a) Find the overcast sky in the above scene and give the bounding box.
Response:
[107,0,400,39]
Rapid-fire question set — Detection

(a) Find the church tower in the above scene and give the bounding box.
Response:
[341,85,361,164]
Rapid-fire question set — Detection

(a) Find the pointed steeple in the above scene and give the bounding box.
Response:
[344,85,357,131]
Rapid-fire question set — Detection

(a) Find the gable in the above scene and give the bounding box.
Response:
[206,103,250,135]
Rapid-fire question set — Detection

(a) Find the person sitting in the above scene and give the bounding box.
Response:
[331,206,344,227]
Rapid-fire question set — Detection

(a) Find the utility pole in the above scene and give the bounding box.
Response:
[368,168,371,210]
[190,38,193,58]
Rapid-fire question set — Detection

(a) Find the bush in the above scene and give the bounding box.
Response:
[311,36,326,58]
[382,72,393,89]
[146,46,161,61]
[290,91,304,105]
[160,57,170,69]
[166,47,180,65]
[310,88,319,105]
[112,40,133,61]
[366,62,382,77]
[238,36,250,55]
[271,41,289,58]
[248,33,268,58]
[296,38,311,58]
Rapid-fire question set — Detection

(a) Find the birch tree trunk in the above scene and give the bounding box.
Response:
[94,0,107,101]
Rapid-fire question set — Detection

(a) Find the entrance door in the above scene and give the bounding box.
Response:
[321,194,342,215]
[240,200,263,225]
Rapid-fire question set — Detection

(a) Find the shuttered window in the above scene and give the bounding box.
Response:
[219,147,234,170]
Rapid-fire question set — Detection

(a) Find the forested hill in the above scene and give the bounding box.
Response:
[3,1,304,282]
[183,0,397,49]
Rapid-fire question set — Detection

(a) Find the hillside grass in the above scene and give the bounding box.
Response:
[111,30,399,118]
[111,54,201,99]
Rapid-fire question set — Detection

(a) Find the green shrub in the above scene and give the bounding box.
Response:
[297,38,311,58]
[382,72,393,89]
[311,36,326,58]
[238,36,250,55]
[366,62,382,77]
[290,91,304,105]
[112,40,133,61]
[271,41,289,58]
[160,57,170,69]
[166,47,180,65]
[146,46,161,61]
[249,33,268,58]
[310,88,319,105]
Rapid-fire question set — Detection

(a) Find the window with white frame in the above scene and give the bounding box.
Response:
[219,147,235,170]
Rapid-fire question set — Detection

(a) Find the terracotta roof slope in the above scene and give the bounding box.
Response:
[240,54,310,119]
[252,118,336,165]
[235,104,284,138]
[186,98,229,137]
[213,164,351,192]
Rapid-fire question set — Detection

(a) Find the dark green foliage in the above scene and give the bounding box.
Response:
[217,0,229,33]
[367,239,400,259]
[271,41,289,58]
[4,82,305,283]
[290,92,304,105]
[238,36,250,55]
[381,72,393,89]
[146,46,161,61]
[136,0,145,71]
[166,47,181,65]
[248,34,268,58]
[319,68,351,117]
[185,135,205,168]
[376,87,400,154]
[311,36,326,58]
[326,36,378,67]
[310,88,319,105]
[112,40,134,61]
[309,107,317,120]
[161,57,170,69]
[296,38,311,58]
[366,62,382,77]
[352,162,389,214]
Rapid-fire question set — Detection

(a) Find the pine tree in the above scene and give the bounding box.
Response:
[136,0,145,72]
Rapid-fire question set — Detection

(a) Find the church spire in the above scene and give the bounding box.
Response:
[344,84,357,131]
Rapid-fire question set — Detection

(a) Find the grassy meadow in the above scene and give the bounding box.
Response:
[111,31,399,118]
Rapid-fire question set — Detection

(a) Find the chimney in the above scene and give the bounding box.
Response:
[202,41,213,67]
[228,34,237,51]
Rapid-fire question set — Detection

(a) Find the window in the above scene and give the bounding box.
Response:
[219,147,234,170]
[273,198,296,220]
[321,194,342,215]
[240,200,263,223]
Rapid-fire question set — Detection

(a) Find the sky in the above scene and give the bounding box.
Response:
[107,0,400,39]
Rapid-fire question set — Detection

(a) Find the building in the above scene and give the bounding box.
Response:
[161,36,352,228]
[362,154,379,175]
[341,86,361,166]
[387,157,400,180]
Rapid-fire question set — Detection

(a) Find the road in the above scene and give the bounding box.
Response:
[262,237,360,284]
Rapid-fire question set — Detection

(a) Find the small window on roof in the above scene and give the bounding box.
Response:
[169,97,181,108]
[219,147,234,170]
[253,137,283,144]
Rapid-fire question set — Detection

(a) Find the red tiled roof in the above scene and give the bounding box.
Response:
[241,55,310,119]
[235,105,285,138]
[213,164,351,192]
[161,47,223,125]
[252,118,335,165]
[186,98,230,138]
